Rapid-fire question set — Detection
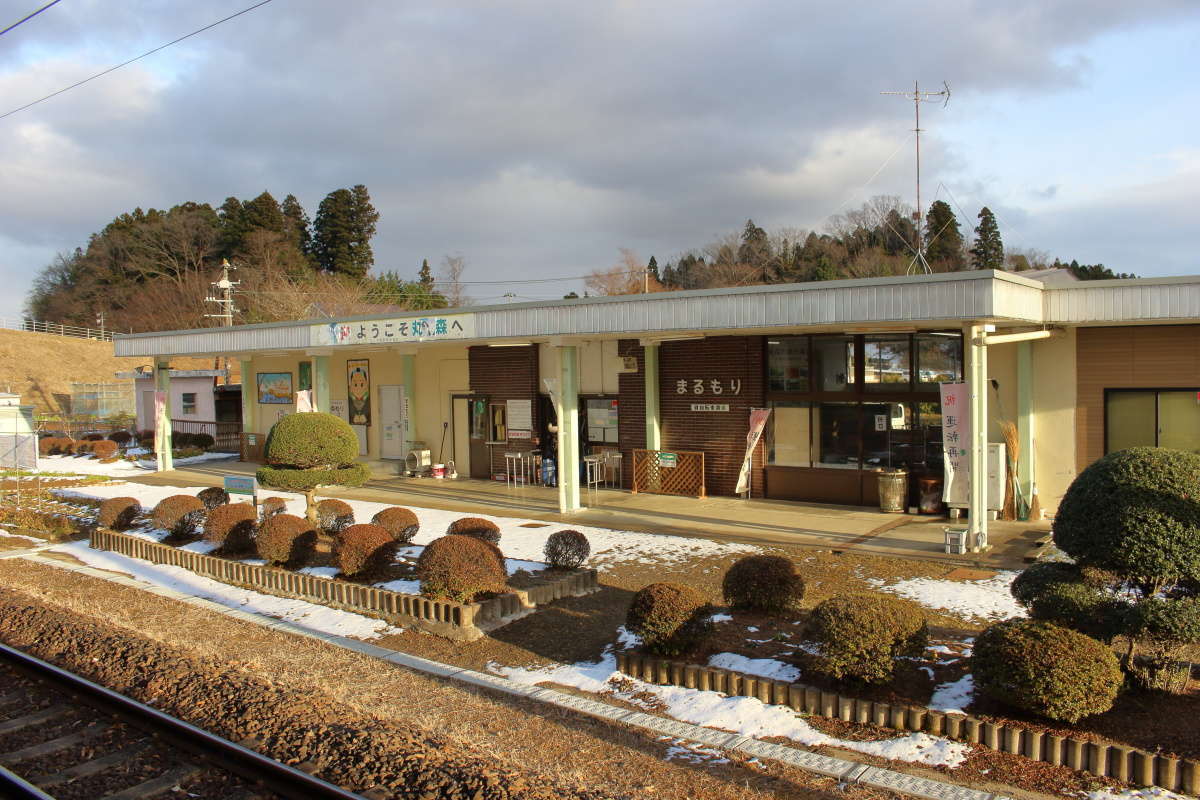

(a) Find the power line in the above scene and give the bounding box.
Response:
[0,0,274,122]
[0,0,61,38]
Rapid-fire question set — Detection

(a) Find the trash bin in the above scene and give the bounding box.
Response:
[877,468,908,513]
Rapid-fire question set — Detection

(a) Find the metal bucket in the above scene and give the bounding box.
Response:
[877,468,908,513]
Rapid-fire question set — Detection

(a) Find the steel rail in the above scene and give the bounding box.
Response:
[0,642,365,800]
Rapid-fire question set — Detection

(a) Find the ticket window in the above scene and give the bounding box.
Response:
[584,397,619,450]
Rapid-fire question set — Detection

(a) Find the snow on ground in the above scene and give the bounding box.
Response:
[47,540,403,639]
[872,572,1026,622]
[1087,788,1197,800]
[54,481,761,572]
[707,652,802,683]
[929,674,974,714]
[708,612,734,624]
[659,737,730,765]
[491,642,970,768]
[36,453,238,478]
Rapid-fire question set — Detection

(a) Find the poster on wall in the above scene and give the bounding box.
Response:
[257,373,293,404]
[330,398,346,419]
[506,399,532,431]
[940,383,969,505]
[347,359,371,426]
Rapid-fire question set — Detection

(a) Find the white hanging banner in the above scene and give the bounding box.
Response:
[736,407,772,495]
[940,382,970,505]
[295,389,314,413]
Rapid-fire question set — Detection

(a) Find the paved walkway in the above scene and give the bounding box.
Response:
[132,457,1048,569]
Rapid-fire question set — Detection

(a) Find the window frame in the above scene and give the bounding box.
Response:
[1104,387,1200,454]
[180,392,197,416]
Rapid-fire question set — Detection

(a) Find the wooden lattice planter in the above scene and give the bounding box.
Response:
[91,528,599,642]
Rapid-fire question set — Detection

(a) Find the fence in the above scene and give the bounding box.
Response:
[0,433,37,470]
[91,528,599,641]
[615,652,1199,794]
[171,419,242,452]
[632,449,706,498]
[0,317,113,341]
[70,382,136,419]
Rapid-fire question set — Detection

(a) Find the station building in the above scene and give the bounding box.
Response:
[113,270,1200,542]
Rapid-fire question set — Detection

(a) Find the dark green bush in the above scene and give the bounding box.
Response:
[416,534,508,602]
[197,487,230,510]
[264,412,359,468]
[107,430,132,445]
[1010,562,1083,606]
[1054,447,1200,586]
[256,463,370,493]
[626,583,714,656]
[98,496,140,531]
[256,514,317,566]
[316,498,354,535]
[82,433,105,442]
[805,593,928,684]
[446,516,501,544]
[192,433,215,450]
[544,529,590,569]
[335,523,398,577]
[722,555,806,614]
[202,503,257,552]
[972,619,1123,723]
[1128,597,1200,693]
[152,495,205,538]
[1028,581,1131,643]
[371,507,419,544]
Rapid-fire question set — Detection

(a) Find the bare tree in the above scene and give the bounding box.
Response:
[438,254,468,307]
[584,248,662,295]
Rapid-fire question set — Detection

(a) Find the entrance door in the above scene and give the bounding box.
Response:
[452,397,471,478]
[378,385,407,460]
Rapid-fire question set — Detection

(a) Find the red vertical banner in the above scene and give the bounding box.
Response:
[939,383,970,505]
[736,408,772,496]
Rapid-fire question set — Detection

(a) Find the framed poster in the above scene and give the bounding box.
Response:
[347,359,371,426]
[257,372,293,404]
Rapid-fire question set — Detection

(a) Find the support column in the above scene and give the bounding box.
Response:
[240,358,256,433]
[154,358,173,472]
[1016,341,1034,517]
[400,353,416,455]
[556,345,581,513]
[643,343,661,451]
[313,355,331,414]
[966,325,989,550]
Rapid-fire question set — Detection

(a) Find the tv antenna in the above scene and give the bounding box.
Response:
[204,259,240,326]
[880,80,950,274]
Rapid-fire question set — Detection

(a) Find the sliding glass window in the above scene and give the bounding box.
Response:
[813,336,855,392]
[767,338,809,392]
[863,336,912,391]
[1106,390,1200,455]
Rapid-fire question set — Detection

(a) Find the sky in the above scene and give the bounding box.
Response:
[0,0,1197,319]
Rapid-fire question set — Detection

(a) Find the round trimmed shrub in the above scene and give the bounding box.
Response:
[38,437,75,456]
[446,516,501,544]
[805,593,928,684]
[316,498,355,535]
[335,523,398,577]
[371,507,419,544]
[263,412,359,468]
[972,619,1123,723]
[416,534,508,602]
[1011,562,1083,606]
[1054,447,1200,585]
[98,497,140,531]
[197,487,230,510]
[722,555,806,615]
[82,433,105,442]
[202,503,257,552]
[108,430,132,445]
[192,433,215,450]
[544,529,590,569]
[626,582,714,656]
[91,440,118,459]
[259,497,288,519]
[1128,597,1200,693]
[152,495,206,538]
[256,514,318,566]
[1028,581,1130,643]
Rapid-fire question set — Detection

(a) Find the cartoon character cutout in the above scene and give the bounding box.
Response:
[348,362,370,425]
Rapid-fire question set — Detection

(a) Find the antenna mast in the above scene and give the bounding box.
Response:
[204,259,240,384]
[880,80,950,274]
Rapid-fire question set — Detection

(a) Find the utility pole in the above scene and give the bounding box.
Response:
[881,80,950,274]
[205,259,240,384]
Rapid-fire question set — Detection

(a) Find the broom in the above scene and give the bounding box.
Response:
[999,420,1019,521]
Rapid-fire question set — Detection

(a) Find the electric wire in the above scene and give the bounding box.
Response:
[0,0,274,122]
[0,0,61,38]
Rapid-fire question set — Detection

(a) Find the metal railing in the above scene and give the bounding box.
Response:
[0,317,113,341]
[170,419,242,452]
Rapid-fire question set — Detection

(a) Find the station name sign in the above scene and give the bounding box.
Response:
[311,314,476,347]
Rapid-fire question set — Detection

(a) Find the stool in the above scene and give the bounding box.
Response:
[504,452,526,487]
[584,454,604,490]
[603,450,623,488]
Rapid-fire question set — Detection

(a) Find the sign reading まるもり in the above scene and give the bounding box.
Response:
[311,314,475,346]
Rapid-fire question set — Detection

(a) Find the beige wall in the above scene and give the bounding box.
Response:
[411,345,469,458]
[537,341,622,396]
[1030,329,1077,513]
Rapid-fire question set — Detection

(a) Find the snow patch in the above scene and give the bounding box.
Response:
[1087,788,1196,800]
[707,652,801,683]
[876,572,1025,621]
[929,674,974,714]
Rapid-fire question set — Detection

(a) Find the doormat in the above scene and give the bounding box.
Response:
[943,567,997,581]
[518,522,550,528]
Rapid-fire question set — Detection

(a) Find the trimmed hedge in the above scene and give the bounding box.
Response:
[91,440,118,459]
[152,495,205,538]
[259,496,288,519]
[256,514,317,566]
[38,437,75,456]
[371,507,419,544]
[1027,581,1130,643]
[202,503,258,552]
[416,534,509,603]
[264,412,359,468]
[1054,447,1200,585]
[107,430,133,445]
[805,593,928,684]
[1010,562,1083,606]
[626,583,714,656]
[82,433,105,442]
[544,529,590,569]
[1128,597,1200,693]
[316,498,355,535]
[335,523,397,577]
[972,619,1123,723]
[722,555,806,615]
[197,487,230,510]
[256,463,370,494]
[98,497,140,531]
[446,516,501,544]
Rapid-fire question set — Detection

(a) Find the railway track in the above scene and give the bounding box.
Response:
[0,643,365,800]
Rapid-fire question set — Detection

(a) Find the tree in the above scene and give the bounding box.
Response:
[584,248,660,295]
[970,207,1004,270]
[217,197,248,258]
[737,219,772,281]
[312,185,379,278]
[439,254,467,307]
[256,413,370,523]
[418,258,434,292]
[242,191,285,234]
[924,201,965,270]
[366,271,447,310]
[646,255,659,283]
[280,194,312,257]
[1061,259,1137,280]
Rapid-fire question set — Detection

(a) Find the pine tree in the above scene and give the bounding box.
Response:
[280,194,312,255]
[970,207,1004,270]
[217,197,247,258]
[418,258,434,291]
[737,219,772,280]
[242,191,285,233]
[924,200,965,270]
[646,255,659,283]
[312,185,380,278]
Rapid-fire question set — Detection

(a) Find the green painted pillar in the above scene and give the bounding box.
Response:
[557,345,581,513]
[1016,342,1034,515]
[643,343,661,450]
[313,355,331,414]
[400,353,416,454]
[154,358,173,471]
[240,359,255,433]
